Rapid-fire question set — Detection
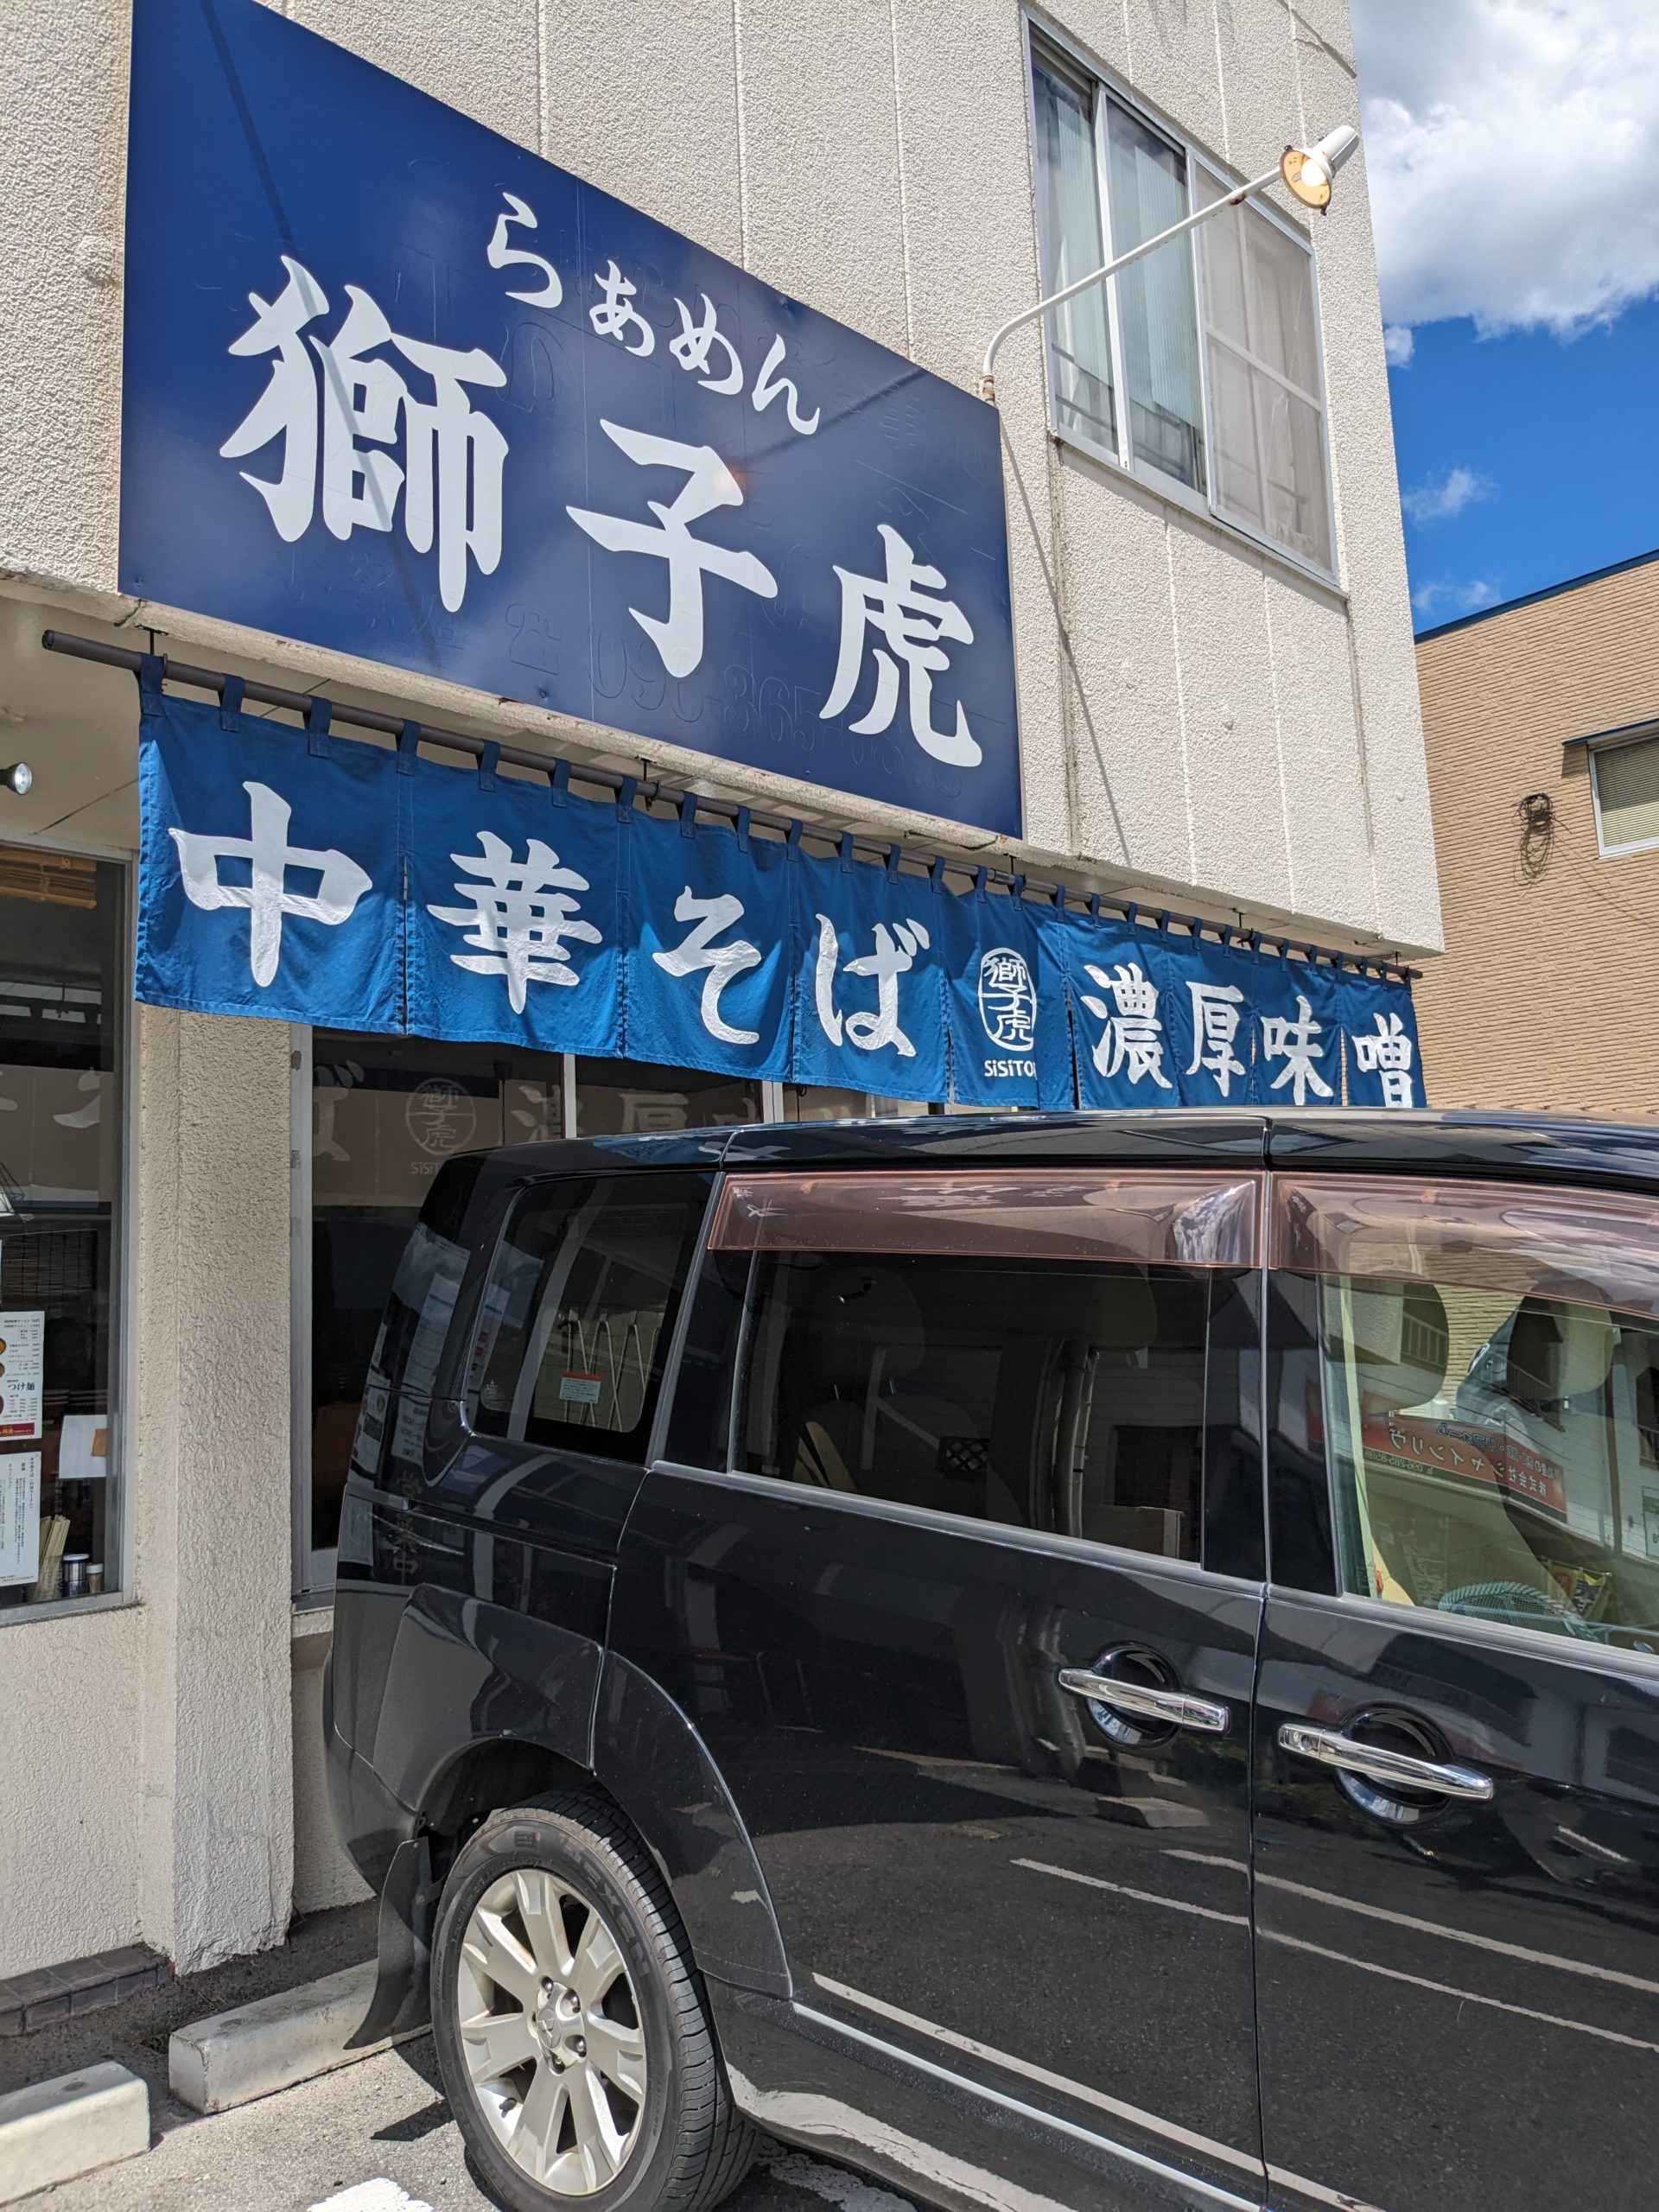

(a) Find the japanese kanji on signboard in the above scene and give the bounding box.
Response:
[119,0,1022,836]
[136,682,1427,1112]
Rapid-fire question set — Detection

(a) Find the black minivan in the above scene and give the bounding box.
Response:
[326,1109,1659,2212]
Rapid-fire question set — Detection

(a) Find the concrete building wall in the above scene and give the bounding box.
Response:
[0,1608,146,1978]
[1413,553,1659,1118]
[0,0,1437,954]
[0,0,1436,1980]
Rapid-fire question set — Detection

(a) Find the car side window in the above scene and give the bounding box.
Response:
[696,1167,1262,1564]
[469,1173,709,1456]
[1276,1173,1659,1651]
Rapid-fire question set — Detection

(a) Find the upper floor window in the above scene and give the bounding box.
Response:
[1027,24,1335,577]
[1591,730,1659,857]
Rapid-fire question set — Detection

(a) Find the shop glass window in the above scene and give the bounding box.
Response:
[470,1174,709,1453]
[0,847,125,1614]
[1278,1175,1659,1650]
[1592,733,1659,856]
[1028,26,1334,575]
[573,1057,760,1137]
[706,1169,1262,1560]
[781,1085,931,1122]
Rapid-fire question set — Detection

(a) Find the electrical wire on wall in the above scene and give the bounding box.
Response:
[1516,791,1556,882]
[1520,779,1659,938]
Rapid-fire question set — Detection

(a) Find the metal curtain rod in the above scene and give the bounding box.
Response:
[39,628,1419,980]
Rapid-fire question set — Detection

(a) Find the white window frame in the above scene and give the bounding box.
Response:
[1022,10,1341,592]
[1589,727,1659,859]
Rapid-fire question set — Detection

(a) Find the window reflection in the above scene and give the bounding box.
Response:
[1318,1273,1659,1650]
[573,1056,760,1135]
[309,1033,566,1567]
[0,846,124,1611]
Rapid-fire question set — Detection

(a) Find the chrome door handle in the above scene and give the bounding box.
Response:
[1278,1722,1494,1802]
[1058,1668,1230,1735]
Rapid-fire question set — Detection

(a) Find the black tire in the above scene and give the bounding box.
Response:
[430,1790,759,2212]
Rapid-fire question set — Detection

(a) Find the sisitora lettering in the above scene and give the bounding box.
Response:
[983,1057,1038,1080]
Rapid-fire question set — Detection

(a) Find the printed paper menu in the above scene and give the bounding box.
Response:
[0,1452,41,1586]
[0,1312,45,1441]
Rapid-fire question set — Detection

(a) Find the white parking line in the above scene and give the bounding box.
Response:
[310,2183,434,2212]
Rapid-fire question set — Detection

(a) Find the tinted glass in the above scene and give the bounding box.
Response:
[470,1174,708,1454]
[311,1029,564,1556]
[1280,1175,1659,1649]
[733,1247,1215,1560]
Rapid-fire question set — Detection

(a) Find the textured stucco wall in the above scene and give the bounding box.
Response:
[0,1608,147,1978]
[0,0,1439,955]
[134,1006,296,1972]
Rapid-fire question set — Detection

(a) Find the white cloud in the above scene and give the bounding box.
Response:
[1412,577,1501,620]
[1401,465,1492,524]
[1382,324,1415,367]
[1351,0,1659,335]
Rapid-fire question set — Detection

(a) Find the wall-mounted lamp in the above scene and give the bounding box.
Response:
[1279,124,1361,210]
[1,763,33,796]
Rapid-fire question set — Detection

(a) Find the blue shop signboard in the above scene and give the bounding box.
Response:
[119,0,1022,836]
[136,680,1427,1113]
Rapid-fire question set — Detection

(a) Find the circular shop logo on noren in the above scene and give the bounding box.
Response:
[406,1077,478,1157]
[977,946,1038,1052]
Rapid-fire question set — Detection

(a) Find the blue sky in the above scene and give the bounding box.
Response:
[1389,302,1659,630]
[1351,0,1659,631]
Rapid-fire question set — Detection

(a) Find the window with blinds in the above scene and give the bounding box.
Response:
[1592,732,1659,856]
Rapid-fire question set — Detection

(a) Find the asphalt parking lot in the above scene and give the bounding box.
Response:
[13,2034,919,2212]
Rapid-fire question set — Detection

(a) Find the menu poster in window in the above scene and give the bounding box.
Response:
[0,1452,41,1586]
[0,1312,46,1441]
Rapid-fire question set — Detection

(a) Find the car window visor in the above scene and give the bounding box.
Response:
[707,1169,1262,1269]
[1274,1174,1659,1321]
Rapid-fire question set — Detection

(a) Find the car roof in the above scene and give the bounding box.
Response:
[462,1108,1659,1199]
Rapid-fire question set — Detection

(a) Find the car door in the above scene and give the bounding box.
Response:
[611,1162,1271,2210]
[1255,1168,1659,2212]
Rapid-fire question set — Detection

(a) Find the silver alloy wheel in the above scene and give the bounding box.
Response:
[456,1866,648,2196]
